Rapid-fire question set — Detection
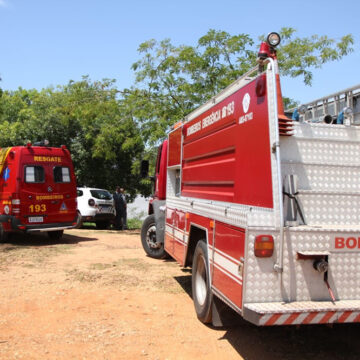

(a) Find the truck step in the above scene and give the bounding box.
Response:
[243,300,360,326]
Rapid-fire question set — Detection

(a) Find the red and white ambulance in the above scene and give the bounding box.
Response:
[0,141,78,241]
[141,32,360,326]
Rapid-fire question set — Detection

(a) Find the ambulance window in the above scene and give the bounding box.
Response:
[54,166,71,183]
[25,166,45,183]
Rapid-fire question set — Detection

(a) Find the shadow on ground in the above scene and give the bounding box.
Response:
[174,270,192,297]
[1,231,98,247]
[174,270,360,359]
[221,321,360,360]
[77,225,141,235]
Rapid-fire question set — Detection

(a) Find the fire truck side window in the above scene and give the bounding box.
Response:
[25,166,45,183]
[155,144,163,174]
[53,166,71,183]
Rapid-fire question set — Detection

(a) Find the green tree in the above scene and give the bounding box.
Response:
[0,28,354,198]
[129,27,354,144]
[0,78,147,198]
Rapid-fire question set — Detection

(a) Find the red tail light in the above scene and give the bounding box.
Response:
[254,235,274,257]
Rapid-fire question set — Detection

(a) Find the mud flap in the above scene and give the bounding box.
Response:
[211,296,242,327]
[152,200,166,244]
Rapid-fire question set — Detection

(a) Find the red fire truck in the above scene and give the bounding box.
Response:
[141,32,360,326]
[0,141,78,241]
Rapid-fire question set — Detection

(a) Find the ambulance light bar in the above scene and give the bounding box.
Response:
[33,139,50,146]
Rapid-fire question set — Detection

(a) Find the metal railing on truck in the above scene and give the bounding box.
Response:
[287,84,360,125]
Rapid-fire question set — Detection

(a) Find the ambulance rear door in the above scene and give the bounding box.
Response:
[19,147,77,227]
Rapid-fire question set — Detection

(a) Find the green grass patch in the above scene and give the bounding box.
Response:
[127,218,143,230]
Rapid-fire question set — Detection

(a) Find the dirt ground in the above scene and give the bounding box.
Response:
[1,229,360,360]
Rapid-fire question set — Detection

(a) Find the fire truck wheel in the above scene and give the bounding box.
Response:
[141,214,167,259]
[48,230,64,241]
[192,240,212,323]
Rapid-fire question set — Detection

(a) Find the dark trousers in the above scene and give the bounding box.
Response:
[115,209,127,230]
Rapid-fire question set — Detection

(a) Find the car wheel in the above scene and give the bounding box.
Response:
[48,230,64,241]
[95,221,110,230]
[140,214,167,259]
[192,240,213,323]
[75,211,83,229]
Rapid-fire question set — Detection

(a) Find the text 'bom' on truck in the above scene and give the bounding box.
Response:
[0,141,78,241]
[140,31,360,327]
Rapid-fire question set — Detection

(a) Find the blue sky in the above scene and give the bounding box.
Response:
[0,0,359,104]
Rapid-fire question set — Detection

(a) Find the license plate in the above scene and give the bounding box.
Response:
[99,207,112,214]
[28,216,43,223]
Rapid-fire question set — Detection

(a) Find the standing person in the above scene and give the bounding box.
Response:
[113,186,123,230]
[119,188,128,230]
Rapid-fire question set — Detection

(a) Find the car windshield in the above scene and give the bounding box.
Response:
[90,189,112,200]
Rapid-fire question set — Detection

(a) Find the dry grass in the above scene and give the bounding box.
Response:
[64,257,187,294]
[0,243,74,270]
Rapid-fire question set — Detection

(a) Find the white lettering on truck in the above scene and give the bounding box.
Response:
[239,93,253,125]
[186,100,235,137]
[202,110,221,129]
[187,121,201,136]
[239,112,253,124]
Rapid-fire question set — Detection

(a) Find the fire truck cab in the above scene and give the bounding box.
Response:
[141,32,360,326]
[0,142,78,241]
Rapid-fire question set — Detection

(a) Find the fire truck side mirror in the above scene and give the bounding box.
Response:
[140,160,149,179]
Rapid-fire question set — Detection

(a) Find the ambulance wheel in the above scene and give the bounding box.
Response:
[48,230,64,241]
[0,224,7,243]
[141,214,167,259]
[192,240,213,323]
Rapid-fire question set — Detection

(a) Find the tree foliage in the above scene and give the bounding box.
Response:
[0,27,354,196]
[0,78,148,198]
[274,28,354,85]
[130,27,353,144]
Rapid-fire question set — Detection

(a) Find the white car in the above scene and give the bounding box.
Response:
[76,187,115,229]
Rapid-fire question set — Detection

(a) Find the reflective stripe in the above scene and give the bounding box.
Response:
[259,310,360,326]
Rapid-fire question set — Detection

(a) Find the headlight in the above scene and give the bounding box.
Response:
[267,32,281,47]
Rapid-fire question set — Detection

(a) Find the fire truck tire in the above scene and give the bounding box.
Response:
[48,230,64,241]
[141,214,167,259]
[192,240,213,323]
